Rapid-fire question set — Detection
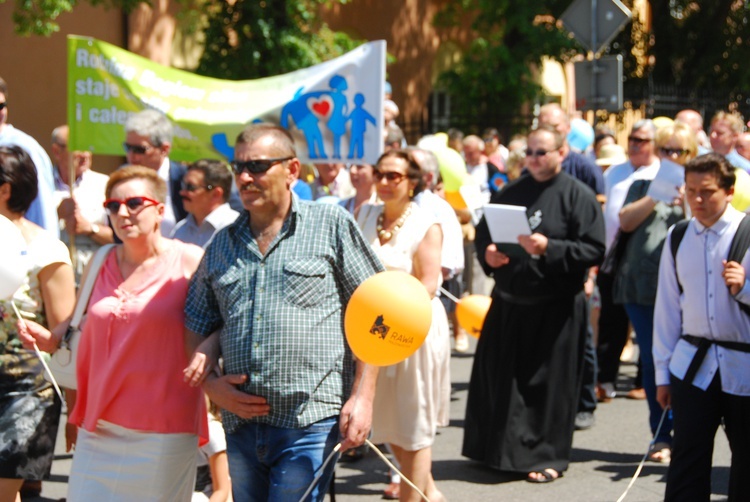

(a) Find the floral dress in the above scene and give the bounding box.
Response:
[0,231,70,479]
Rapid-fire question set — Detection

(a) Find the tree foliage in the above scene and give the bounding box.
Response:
[613,0,750,93]
[434,0,579,124]
[193,0,360,80]
[4,0,146,36]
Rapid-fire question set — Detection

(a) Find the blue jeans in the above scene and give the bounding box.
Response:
[226,416,339,502]
[624,303,673,444]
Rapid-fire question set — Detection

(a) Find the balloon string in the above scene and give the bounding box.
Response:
[439,286,461,304]
[297,442,342,502]
[365,439,431,502]
[10,301,65,404]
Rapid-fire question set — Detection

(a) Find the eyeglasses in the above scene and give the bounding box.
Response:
[660,147,689,157]
[123,142,156,155]
[524,148,553,158]
[628,136,653,144]
[230,156,294,175]
[103,196,160,215]
[180,181,214,192]
[0,102,6,111]
[373,171,406,183]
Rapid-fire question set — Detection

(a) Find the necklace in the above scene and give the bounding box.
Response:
[377,203,412,242]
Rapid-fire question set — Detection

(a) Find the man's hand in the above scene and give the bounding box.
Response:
[338,394,373,452]
[518,233,548,256]
[183,331,221,387]
[202,374,270,419]
[656,385,671,410]
[723,260,746,296]
[485,243,510,268]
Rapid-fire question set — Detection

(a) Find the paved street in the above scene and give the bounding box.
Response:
[31,337,731,501]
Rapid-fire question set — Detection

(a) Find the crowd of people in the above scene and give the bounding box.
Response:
[1,67,749,502]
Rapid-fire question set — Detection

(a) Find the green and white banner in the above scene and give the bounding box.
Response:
[67,36,385,164]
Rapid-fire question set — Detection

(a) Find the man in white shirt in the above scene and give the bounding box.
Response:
[654,153,750,501]
[596,120,661,400]
[171,159,239,248]
[51,125,113,278]
[410,147,467,350]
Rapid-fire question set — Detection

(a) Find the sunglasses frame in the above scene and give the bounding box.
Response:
[122,142,156,155]
[374,171,407,183]
[0,102,6,111]
[230,156,294,175]
[180,181,214,192]
[628,136,653,144]
[103,196,161,215]
[524,148,552,158]
[659,147,689,157]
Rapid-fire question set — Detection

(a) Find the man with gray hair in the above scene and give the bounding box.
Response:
[596,119,660,407]
[123,109,188,236]
[409,146,467,350]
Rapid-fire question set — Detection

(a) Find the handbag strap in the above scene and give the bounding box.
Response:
[69,244,115,330]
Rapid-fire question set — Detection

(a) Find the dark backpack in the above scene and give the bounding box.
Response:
[670,216,750,316]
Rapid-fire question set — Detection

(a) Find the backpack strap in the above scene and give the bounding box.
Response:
[670,220,690,294]
[727,215,750,316]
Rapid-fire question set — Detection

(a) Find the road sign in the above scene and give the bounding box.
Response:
[574,55,623,111]
[561,0,632,55]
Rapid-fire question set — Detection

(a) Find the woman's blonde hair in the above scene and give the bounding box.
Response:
[106,165,167,202]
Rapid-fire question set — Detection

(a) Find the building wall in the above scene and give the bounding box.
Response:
[0,3,126,172]
[322,0,474,128]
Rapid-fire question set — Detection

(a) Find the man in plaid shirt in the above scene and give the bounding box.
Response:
[184,124,383,501]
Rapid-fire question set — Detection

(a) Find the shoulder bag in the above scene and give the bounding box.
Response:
[45,244,115,389]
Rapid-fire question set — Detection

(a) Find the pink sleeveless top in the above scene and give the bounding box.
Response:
[70,241,207,443]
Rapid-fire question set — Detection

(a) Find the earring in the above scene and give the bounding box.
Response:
[409,188,414,198]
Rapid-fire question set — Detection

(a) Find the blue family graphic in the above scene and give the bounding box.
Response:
[211,75,377,162]
[280,75,377,160]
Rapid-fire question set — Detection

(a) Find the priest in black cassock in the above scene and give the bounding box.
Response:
[462,125,605,483]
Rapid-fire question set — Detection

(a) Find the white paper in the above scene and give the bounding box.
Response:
[647,159,684,203]
[460,183,485,226]
[483,204,531,243]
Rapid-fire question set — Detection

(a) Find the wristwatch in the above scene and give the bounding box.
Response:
[88,223,100,236]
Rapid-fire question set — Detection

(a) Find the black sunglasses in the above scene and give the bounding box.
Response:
[373,171,406,183]
[103,196,160,215]
[628,136,653,144]
[180,181,214,192]
[123,142,155,155]
[524,148,552,158]
[659,147,689,157]
[0,102,6,111]
[230,156,294,175]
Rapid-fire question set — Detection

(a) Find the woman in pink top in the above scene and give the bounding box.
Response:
[20,166,207,501]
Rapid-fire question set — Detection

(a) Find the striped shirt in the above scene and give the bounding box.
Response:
[185,194,384,432]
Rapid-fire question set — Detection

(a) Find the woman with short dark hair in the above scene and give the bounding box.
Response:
[0,146,76,502]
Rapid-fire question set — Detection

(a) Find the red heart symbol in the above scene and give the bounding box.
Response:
[312,101,330,115]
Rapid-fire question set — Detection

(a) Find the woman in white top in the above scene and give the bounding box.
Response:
[357,150,450,502]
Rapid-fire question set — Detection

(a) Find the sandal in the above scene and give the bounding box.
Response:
[647,442,671,463]
[526,468,563,484]
[383,481,400,500]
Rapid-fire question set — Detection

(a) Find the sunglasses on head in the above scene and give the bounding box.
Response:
[524,148,552,158]
[0,102,6,111]
[103,196,160,215]
[122,142,155,155]
[659,147,689,157]
[374,171,406,183]
[230,156,294,175]
[180,181,214,192]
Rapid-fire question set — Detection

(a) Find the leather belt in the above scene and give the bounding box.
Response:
[680,334,750,384]
[497,290,556,306]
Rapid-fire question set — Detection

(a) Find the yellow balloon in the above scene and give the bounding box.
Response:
[444,190,467,210]
[456,295,492,338]
[345,271,432,366]
[433,147,468,192]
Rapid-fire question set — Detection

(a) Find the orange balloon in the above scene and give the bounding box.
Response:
[456,295,492,338]
[444,191,467,210]
[345,271,432,366]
